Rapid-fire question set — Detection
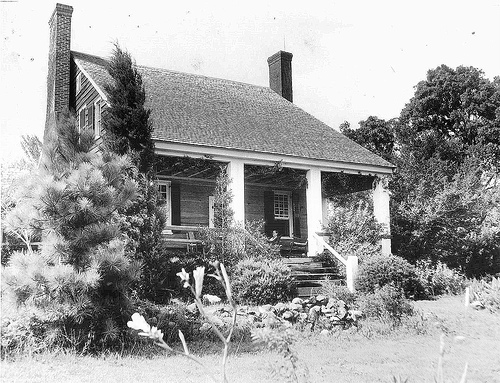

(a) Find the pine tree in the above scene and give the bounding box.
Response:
[3,112,141,350]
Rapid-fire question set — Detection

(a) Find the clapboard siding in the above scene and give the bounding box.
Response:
[179,180,215,226]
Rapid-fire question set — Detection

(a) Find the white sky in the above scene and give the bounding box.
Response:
[1,0,499,163]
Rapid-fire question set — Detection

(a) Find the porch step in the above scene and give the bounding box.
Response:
[284,256,345,298]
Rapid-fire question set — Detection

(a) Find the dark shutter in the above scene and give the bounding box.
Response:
[264,190,274,237]
[88,104,94,132]
[292,192,301,237]
[171,183,181,226]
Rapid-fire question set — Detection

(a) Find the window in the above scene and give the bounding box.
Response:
[94,99,102,138]
[158,180,172,227]
[274,191,291,220]
[78,105,87,132]
[76,73,82,94]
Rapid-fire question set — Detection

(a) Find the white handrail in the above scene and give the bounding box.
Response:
[312,232,347,266]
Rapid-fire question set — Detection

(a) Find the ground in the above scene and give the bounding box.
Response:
[1,296,499,382]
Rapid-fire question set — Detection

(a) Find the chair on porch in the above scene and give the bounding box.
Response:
[278,237,308,258]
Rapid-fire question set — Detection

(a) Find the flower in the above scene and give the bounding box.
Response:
[176,268,190,288]
[149,326,164,341]
[193,266,205,298]
[127,313,150,333]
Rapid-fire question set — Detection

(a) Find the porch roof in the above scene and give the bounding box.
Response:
[73,51,394,171]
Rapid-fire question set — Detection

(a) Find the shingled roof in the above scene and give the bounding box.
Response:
[72,51,393,169]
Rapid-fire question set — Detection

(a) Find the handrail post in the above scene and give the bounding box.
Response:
[346,255,358,293]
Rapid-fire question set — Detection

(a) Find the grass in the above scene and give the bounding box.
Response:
[2,295,499,382]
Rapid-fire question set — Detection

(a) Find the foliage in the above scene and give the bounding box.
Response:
[102,43,154,174]
[252,323,309,383]
[318,281,357,307]
[128,262,239,383]
[340,117,396,161]
[469,277,500,313]
[230,258,296,305]
[2,114,140,352]
[102,44,166,300]
[344,65,500,277]
[356,254,422,298]
[356,284,414,323]
[415,260,466,297]
[325,198,384,264]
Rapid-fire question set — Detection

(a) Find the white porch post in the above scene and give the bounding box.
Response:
[373,177,391,255]
[227,159,245,225]
[306,168,323,257]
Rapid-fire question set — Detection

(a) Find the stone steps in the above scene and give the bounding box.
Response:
[284,256,345,298]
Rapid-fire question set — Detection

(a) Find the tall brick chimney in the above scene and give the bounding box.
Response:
[44,3,73,143]
[267,51,293,103]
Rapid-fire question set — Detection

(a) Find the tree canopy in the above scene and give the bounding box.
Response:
[341,65,500,276]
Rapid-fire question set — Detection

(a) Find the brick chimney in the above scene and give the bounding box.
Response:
[267,51,293,102]
[44,3,73,143]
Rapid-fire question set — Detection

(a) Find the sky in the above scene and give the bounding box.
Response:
[1,0,499,163]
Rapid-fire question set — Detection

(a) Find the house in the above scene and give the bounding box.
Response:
[44,4,394,259]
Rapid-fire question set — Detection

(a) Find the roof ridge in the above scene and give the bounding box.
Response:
[72,50,273,92]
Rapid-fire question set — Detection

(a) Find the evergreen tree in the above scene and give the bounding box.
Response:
[103,44,155,174]
[102,44,166,302]
[3,113,141,350]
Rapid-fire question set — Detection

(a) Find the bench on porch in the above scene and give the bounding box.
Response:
[278,237,308,258]
[162,225,204,252]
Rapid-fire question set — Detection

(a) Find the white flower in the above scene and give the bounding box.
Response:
[176,268,190,288]
[149,326,164,341]
[193,266,205,298]
[127,313,151,333]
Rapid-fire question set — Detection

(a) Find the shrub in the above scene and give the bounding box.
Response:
[231,259,296,305]
[356,254,422,298]
[356,284,414,323]
[318,281,357,307]
[134,247,225,303]
[415,260,466,297]
[469,277,500,313]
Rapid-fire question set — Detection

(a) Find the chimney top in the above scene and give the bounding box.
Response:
[267,51,293,103]
[49,3,73,25]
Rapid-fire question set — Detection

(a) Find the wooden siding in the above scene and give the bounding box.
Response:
[70,60,104,136]
[178,180,215,226]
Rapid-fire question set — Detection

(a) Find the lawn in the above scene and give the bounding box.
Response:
[1,295,499,383]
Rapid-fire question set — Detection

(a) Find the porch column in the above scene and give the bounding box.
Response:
[373,177,391,255]
[227,159,245,225]
[306,168,323,256]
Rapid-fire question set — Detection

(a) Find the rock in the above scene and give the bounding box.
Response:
[203,294,221,305]
[320,329,330,336]
[292,297,304,305]
[316,295,328,305]
[274,302,287,313]
[326,298,336,309]
[337,307,347,318]
[289,303,303,312]
[308,306,320,322]
[186,303,198,313]
[337,300,346,308]
[299,313,308,321]
[348,310,363,320]
[470,300,485,310]
[282,311,294,321]
[259,304,273,313]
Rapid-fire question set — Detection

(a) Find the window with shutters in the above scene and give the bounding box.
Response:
[274,191,291,220]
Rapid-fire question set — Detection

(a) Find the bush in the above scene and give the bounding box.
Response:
[135,246,225,303]
[356,284,414,323]
[415,260,466,297]
[318,281,357,307]
[469,277,500,313]
[231,259,296,305]
[356,254,422,298]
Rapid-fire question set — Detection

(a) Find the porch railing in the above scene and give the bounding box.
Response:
[311,232,358,293]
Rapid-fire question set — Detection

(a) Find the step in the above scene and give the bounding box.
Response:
[293,273,339,280]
